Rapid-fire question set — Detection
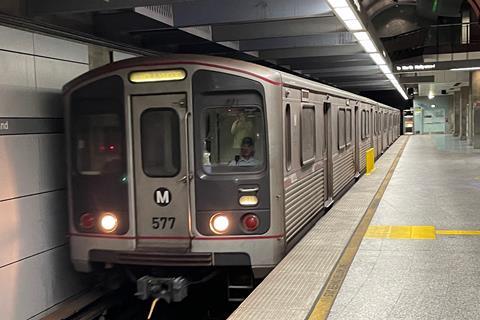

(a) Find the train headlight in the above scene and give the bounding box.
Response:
[239,195,258,207]
[210,214,230,234]
[100,213,118,233]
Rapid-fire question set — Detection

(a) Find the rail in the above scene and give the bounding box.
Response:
[40,286,138,320]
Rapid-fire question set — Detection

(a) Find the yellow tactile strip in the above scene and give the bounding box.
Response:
[365,225,436,239]
[364,226,480,239]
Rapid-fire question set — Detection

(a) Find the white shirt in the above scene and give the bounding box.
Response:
[228,156,260,167]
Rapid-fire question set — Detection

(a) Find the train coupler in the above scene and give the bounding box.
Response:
[135,276,188,303]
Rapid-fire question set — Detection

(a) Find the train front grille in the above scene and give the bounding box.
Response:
[90,250,213,267]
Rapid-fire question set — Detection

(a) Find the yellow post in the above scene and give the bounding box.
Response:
[366,148,375,175]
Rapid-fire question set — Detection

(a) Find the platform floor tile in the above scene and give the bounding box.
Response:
[329,135,480,320]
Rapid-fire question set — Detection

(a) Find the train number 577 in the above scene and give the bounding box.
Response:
[152,217,176,230]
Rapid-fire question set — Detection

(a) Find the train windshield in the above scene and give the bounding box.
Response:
[76,113,123,175]
[201,106,265,174]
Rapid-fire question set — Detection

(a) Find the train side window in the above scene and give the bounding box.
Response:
[338,108,346,150]
[366,110,370,138]
[285,104,292,171]
[360,110,365,140]
[346,108,352,145]
[141,108,180,177]
[301,105,316,165]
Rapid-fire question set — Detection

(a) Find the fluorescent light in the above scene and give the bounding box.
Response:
[344,19,363,31]
[431,104,436,108]
[370,53,386,65]
[359,39,377,53]
[334,7,357,20]
[353,31,370,41]
[450,66,480,71]
[379,65,392,74]
[326,0,349,8]
[386,73,396,81]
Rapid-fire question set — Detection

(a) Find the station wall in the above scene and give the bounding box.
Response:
[0,25,136,320]
[413,95,452,134]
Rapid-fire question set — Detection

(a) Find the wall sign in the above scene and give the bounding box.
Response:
[395,64,436,72]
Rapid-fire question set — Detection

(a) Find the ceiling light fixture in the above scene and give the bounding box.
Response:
[370,53,386,65]
[326,0,349,9]
[379,65,392,74]
[353,31,370,41]
[326,0,408,100]
[450,66,480,71]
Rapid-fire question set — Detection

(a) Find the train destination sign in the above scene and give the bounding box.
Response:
[395,64,436,71]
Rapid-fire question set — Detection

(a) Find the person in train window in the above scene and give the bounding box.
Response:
[229,137,259,166]
[231,113,254,150]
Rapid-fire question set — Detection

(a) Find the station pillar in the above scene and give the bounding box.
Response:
[471,71,480,148]
[460,86,469,140]
[453,91,461,136]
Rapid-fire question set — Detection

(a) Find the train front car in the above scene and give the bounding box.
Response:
[64,55,285,301]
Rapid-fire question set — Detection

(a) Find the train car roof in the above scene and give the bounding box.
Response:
[63,53,281,93]
[63,53,400,112]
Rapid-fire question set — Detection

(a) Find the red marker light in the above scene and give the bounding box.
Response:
[242,214,259,232]
[80,213,95,229]
[108,145,115,151]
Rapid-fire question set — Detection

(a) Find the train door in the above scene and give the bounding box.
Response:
[323,102,333,207]
[131,94,191,250]
[354,105,360,177]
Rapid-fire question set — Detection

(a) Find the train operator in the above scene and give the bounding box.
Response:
[229,137,259,167]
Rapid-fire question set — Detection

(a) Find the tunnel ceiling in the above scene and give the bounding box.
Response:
[0,0,400,93]
[0,0,476,95]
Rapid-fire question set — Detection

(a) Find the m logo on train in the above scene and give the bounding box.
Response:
[154,188,171,206]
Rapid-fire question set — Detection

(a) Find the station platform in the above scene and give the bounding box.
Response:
[228,134,480,320]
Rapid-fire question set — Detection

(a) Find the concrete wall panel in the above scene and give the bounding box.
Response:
[0,50,35,87]
[35,56,88,90]
[0,191,68,268]
[39,134,67,191]
[0,135,40,201]
[33,33,88,63]
[0,246,89,320]
[0,86,63,118]
[0,25,34,54]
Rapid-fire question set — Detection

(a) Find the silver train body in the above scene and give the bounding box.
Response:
[64,54,400,278]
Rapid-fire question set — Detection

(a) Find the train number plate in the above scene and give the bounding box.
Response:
[152,217,176,230]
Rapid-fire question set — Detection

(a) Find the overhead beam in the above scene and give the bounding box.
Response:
[172,0,331,27]
[276,54,371,66]
[399,75,435,84]
[213,17,344,41]
[319,74,389,83]
[260,44,362,60]
[332,80,392,87]
[239,33,354,51]
[286,59,375,71]
[310,68,383,77]
[28,0,193,15]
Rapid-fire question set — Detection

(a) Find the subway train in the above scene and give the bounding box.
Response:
[64,54,400,301]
